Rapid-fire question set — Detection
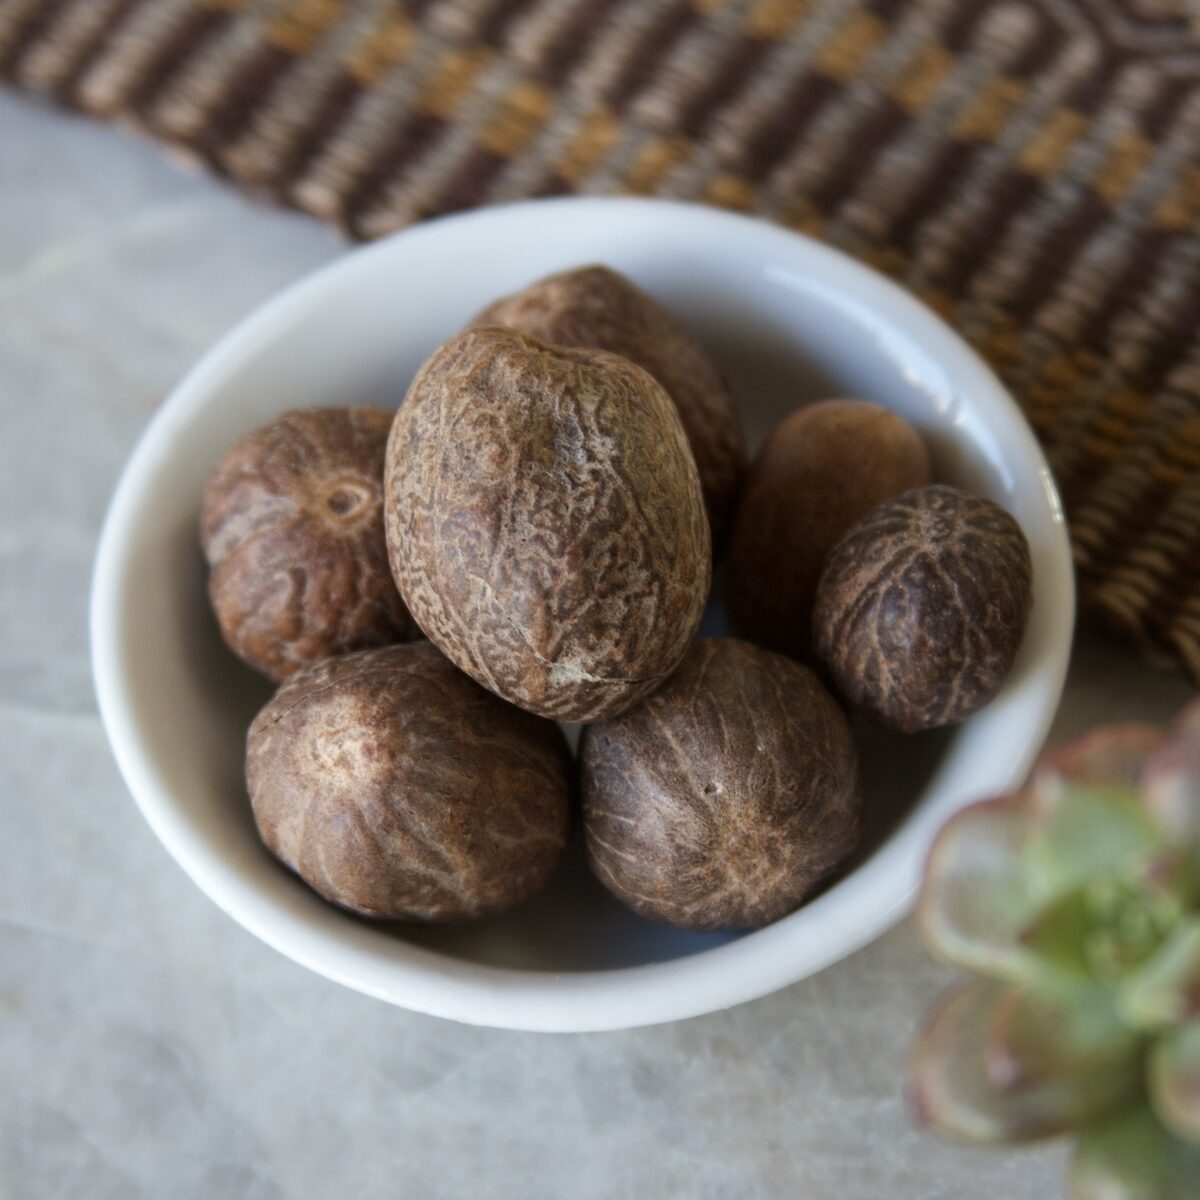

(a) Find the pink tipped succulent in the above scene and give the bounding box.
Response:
[911,699,1200,1198]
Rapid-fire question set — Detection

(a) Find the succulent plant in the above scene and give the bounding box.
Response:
[910,699,1200,1198]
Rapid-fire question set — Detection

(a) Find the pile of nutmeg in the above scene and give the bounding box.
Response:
[201,266,1032,932]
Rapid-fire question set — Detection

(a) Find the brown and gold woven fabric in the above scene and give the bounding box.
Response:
[3,0,1199,679]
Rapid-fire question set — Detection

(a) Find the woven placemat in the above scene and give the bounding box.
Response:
[3,0,1199,681]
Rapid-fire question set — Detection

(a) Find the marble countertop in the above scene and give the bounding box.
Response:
[2,87,1194,1200]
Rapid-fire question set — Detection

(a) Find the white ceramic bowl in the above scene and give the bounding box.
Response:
[91,198,1073,1032]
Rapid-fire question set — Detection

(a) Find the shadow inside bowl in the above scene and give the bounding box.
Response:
[391,832,740,970]
[239,702,952,973]
[375,597,950,973]
[851,720,953,859]
[371,718,948,972]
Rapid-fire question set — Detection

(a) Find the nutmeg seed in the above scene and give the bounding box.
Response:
[246,642,573,921]
[200,406,418,681]
[727,399,932,661]
[384,326,711,723]
[474,265,745,544]
[581,638,863,930]
[813,484,1033,732]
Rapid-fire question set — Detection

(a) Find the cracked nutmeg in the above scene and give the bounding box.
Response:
[200,406,419,682]
[813,484,1033,733]
[727,399,932,662]
[246,642,573,921]
[472,265,745,545]
[580,638,863,930]
[384,326,711,723]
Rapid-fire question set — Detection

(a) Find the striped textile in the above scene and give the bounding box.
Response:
[3,0,1199,681]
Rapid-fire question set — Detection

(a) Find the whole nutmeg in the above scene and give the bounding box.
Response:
[201,407,418,681]
[384,326,711,723]
[813,484,1033,733]
[581,638,863,930]
[727,399,932,661]
[473,265,745,544]
[246,642,573,921]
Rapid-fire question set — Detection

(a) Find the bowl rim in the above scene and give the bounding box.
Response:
[90,195,1074,1032]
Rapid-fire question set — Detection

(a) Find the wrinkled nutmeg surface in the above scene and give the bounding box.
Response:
[246,642,573,921]
[384,326,711,723]
[814,484,1033,733]
[201,407,418,681]
[727,399,931,661]
[473,265,744,543]
[581,638,863,930]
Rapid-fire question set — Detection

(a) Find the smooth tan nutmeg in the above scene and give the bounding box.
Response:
[384,327,711,723]
[813,484,1033,733]
[727,399,932,661]
[473,265,745,544]
[200,407,418,682]
[581,638,863,930]
[246,642,573,921]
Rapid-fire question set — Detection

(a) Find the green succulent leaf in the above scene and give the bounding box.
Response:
[1142,714,1200,846]
[1150,1023,1200,1146]
[1071,1106,1200,1200]
[918,794,1041,982]
[1120,919,1200,1031]
[909,978,1142,1143]
[1081,854,1194,986]
[1019,887,1097,983]
[1026,779,1164,902]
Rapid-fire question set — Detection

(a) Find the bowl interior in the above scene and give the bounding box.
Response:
[92,199,1071,1029]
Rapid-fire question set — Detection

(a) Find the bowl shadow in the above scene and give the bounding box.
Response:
[376,595,949,973]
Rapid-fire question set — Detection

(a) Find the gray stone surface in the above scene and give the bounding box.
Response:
[1,88,1194,1199]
